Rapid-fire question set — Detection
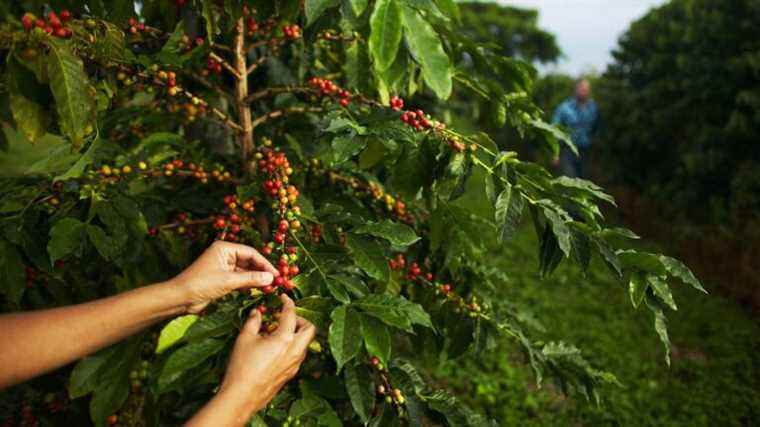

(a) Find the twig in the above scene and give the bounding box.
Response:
[233,17,254,163]
[245,86,311,103]
[251,107,324,129]
[246,55,268,75]
[209,52,242,80]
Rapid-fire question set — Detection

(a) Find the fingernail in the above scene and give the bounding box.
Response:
[261,271,274,284]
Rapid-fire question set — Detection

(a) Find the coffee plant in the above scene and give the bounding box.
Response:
[0,1,706,426]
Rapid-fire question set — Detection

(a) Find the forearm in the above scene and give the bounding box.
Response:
[186,389,258,427]
[0,280,189,389]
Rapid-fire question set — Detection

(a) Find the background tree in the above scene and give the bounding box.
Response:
[0,1,702,426]
[596,0,760,228]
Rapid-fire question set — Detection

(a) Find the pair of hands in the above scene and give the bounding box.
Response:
[172,242,316,418]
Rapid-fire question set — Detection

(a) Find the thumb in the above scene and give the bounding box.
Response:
[241,310,262,337]
[226,270,274,290]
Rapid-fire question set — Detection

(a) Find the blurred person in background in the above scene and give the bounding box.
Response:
[552,79,600,179]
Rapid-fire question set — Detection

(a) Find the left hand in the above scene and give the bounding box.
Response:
[170,241,279,314]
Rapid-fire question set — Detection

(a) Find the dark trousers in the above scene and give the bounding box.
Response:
[559,145,590,179]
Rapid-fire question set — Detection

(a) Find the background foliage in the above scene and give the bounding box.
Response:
[0,1,721,426]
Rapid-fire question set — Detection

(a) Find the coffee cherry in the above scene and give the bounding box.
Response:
[48,12,62,29]
[262,285,275,294]
[107,414,118,425]
[21,13,35,31]
[60,9,72,22]
[370,356,380,366]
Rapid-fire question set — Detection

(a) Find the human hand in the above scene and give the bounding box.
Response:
[216,294,316,416]
[170,241,279,314]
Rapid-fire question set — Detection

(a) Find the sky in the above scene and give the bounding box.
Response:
[499,0,668,75]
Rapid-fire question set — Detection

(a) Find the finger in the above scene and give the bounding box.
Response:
[273,294,297,337]
[225,243,279,276]
[292,318,316,351]
[295,316,309,331]
[241,310,262,338]
[226,271,274,291]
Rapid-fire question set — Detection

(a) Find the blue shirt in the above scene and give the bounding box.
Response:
[552,98,599,148]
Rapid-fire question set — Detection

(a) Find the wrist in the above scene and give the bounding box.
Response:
[213,386,260,422]
[155,278,193,316]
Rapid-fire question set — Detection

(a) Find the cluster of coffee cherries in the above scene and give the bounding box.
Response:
[370,357,406,406]
[242,6,277,37]
[281,415,303,427]
[307,77,353,107]
[254,142,303,296]
[400,109,437,131]
[282,24,302,40]
[366,182,410,221]
[179,34,205,51]
[165,100,208,123]
[45,181,65,208]
[389,96,405,111]
[160,159,231,183]
[21,10,72,38]
[25,267,45,289]
[126,17,146,34]
[156,70,182,96]
[394,255,484,315]
[213,194,256,242]
[202,56,223,76]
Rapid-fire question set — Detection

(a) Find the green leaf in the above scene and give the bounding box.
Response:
[659,255,706,293]
[46,39,95,149]
[543,208,572,258]
[184,308,236,342]
[645,294,671,366]
[90,378,129,427]
[628,272,648,309]
[353,220,420,247]
[435,0,460,20]
[617,250,667,275]
[553,176,616,205]
[361,315,391,364]
[400,5,452,99]
[7,77,48,143]
[0,240,25,307]
[494,185,525,242]
[48,218,87,263]
[349,0,369,15]
[305,0,340,26]
[328,306,363,372]
[369,0,403,71]
[353,294,432,332]
[156,315,199,354]
[202,0,221,42]
[296,296,334,330]
[55,136,103,181]
[649,276,677,311]
[326,280,351,304]
[332,136,367,164]
[68,346,120,399]
[346,234,390,282]
[158,338,226,392]
[87,225,115,260]
[344,364,375,423]
[331,274,370,298]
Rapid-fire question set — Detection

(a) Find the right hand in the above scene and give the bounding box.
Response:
[217,294,316,416]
